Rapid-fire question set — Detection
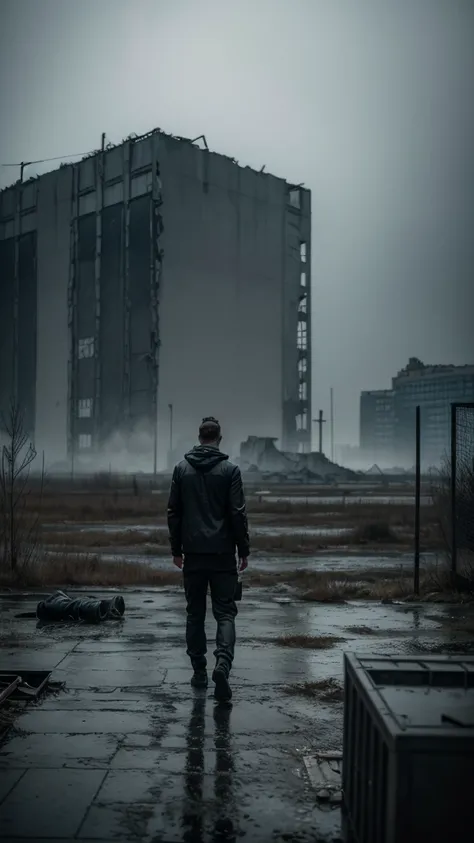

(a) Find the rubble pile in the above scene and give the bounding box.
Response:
[239,436,357,483]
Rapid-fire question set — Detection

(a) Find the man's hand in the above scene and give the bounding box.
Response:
[238,557,248,572]
[173,556,183,570]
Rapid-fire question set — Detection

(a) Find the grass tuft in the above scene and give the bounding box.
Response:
[270,634,344,649]
[283,678,344,702]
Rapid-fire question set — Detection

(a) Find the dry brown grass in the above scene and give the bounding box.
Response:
[40,522,442,556]
[0,554,180,588]
[41,528,168,549]
[27,488,434,522]
[248,563,468,603]
[270,634,345,649]
[30,493,163,524]
[283,678,344,702]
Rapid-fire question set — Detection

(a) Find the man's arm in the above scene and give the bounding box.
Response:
[167,466,183,558]
[229,466,250,559]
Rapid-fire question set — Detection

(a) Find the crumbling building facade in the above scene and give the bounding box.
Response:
[0,128,311,469]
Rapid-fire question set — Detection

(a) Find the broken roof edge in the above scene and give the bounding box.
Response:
[0,126,309,195]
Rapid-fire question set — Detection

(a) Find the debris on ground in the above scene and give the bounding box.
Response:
[0,671,52,701]
[0,676,21,705]
[239,436,356,482]
[284,678,345,702]
[303,751,343,805]
[36,590,125,624]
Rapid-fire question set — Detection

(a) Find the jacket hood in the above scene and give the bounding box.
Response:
[184,444,229,473]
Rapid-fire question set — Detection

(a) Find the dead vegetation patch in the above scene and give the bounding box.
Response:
[0,554,180,588]
[41,528,169,550]
[249,562,474,604]
[345,626,375,635]
[283,678,344,703]
[40,522,441,556]
[270,634,344,649]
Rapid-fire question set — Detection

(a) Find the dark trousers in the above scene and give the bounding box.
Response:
[183,569,238,674]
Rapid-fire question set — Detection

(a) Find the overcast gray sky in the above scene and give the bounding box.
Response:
[1,0,473,447]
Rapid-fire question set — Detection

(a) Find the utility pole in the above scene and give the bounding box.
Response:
[313,410,326,454]
[330,387,334,463]
[20,162,31,183]
[168,403,173,468]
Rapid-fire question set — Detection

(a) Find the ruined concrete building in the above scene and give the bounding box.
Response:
[0,128,311,469]
[240,436,356,482]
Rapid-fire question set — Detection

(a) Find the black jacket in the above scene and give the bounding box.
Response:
[167,445,250,559]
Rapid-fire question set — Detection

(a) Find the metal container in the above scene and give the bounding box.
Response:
[342,653,474,843]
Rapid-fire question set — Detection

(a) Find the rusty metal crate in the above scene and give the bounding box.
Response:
[342,654,474,843]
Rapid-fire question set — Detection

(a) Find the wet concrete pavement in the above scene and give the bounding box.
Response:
[1,588,473,842]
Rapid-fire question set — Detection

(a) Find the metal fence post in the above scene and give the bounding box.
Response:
[414,405,421,595]
[450,403,457,576]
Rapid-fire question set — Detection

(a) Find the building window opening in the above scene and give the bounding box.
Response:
[300,271,307,287]
[78,337,94,359]
[298,294,307,314]
[78,433,92,450]
[300,242,307,263]
[299,382,307,401]
[78,398,93,419]
[296,411,308,431]
[297,321,307,350]
[297,442,306,454]
[288,188,301,209]
[298,357,307,375]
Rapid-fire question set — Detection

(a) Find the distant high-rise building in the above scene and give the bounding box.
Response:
[392,358,474,466]
[360,358,474,468]
[359,389,395,466]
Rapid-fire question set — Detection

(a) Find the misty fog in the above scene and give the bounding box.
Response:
[1,0,473,459]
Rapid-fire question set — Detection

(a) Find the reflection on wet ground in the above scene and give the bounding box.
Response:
[0,589,473,840]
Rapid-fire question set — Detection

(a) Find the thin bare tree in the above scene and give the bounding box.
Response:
[0,401,44,574]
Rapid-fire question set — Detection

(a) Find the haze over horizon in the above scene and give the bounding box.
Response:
[1,0,473,451]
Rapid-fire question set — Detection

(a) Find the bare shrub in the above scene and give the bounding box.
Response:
[353,521,399,544]
[0,403,45,576]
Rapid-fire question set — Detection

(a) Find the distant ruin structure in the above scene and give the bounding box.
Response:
[240,436,356,482]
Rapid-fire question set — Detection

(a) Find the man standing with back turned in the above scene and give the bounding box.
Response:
[167,417,250,703]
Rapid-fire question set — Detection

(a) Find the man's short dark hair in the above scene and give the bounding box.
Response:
[199,416,221,443]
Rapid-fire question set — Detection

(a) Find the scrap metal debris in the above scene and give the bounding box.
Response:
[0,676,21,706]
[0,671,52,701]
[36,591,125,624]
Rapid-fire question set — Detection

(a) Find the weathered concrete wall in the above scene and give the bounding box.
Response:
[156,134,293,462]
[34,169,71,460]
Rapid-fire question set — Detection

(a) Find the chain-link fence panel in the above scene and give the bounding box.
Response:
[452,403,474,575]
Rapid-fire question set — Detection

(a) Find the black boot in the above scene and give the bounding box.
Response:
[191,669,208,689]
[212,663,232,702]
